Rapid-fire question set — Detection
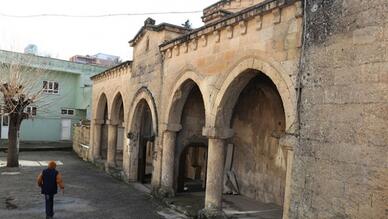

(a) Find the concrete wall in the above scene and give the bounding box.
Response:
[290,0,388,218]
[20,70,81,141]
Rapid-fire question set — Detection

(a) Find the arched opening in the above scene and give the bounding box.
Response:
[217,69,286,217]
[96,94,108,160]
[174,82,207,193]
[131,99,154,184]
[111,93,125,169]
[177,143,207,193]
[101,105,108,159]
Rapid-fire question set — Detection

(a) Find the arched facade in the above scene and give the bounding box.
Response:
[160,76,209,196]
[92,92,109,160]
[212,57,297,132]
[108,92,125,168]
[126,87,159,185]
[163,71,209,126]
[88,1,303,218]
[204,58,297,216]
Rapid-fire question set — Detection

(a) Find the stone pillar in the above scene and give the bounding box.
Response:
[127,131,139,181]
[280,135,297,219]
[159,123,182,197]
[92,120,104,160]
[107,123,118,167]
[160,130,177,196]
[204,138,226,210]
[200,126,233,217]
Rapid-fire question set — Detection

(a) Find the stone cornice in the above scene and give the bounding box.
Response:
[203,0,233,16]
[129,20,190,47]
[91,61,132,82]
[160,0,300,53]
[202,9,233,24]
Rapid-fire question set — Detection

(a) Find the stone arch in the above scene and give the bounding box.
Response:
[108,91,125,168]
[93,92,109,161]
[110,91,125,125]
[95,92,108,120]
[210,57,297,214]
[126,87,158,183]
[127,87,158,135]
[164,71,209,127]
[213,57,297,132]
[163,72,208,194]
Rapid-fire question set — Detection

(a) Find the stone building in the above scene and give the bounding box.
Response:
[86,0,387,218]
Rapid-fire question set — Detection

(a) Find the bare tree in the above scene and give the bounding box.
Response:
[0,61,45,167]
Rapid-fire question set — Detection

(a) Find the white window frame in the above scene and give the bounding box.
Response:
[61,108,75,116]
[26,106,37,117]
[43,81,59,94]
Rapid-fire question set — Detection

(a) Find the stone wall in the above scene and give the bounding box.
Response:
[290,0,388,218]
[73,122,91,161]
[231,73,286,206]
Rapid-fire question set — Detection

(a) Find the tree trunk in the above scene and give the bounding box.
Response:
[7,117,20,167]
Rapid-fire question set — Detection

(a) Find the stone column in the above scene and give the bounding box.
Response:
[160,123,181,197]
[127,131,139,181]
[204,138,226,210]
[201,126,233,217]
[92,120,104,160]
[107,122,118,167]
[280,135,297,219]
[151,139,163,191]
[160,130,177,196]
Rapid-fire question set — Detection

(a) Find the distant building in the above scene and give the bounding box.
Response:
[24,44,38,55]
[0,49,107,142]
[70,53,120,67]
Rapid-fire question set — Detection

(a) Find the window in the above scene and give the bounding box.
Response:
[61,109,75,116]
[26,106,37,117]
[2,115,9,126]
[43,81,59,94]
[145,37,150,51]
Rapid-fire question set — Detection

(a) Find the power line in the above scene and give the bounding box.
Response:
[0,10,203,18]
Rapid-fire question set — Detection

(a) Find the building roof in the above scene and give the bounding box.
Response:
[129,18,191,46]
[0,49,107,75]
[90,60,132,80]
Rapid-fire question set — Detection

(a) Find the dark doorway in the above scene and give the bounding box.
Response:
[100,103,108,160]
[137,100,154,184]
[178,144,208,193]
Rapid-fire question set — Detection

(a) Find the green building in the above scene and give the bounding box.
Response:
[0,50,106,142]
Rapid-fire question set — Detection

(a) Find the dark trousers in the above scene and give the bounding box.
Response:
[45,194,54,217]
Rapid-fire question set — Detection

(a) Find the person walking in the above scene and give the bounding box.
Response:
[37,161,65,219]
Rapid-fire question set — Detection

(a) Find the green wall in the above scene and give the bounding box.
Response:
[0,50,107,142]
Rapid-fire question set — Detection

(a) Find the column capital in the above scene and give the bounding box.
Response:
[94,119,105,125]
[202,126,234,139]
[280,134,298,151]
[105,119,119,126]
[161,123,182,133]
